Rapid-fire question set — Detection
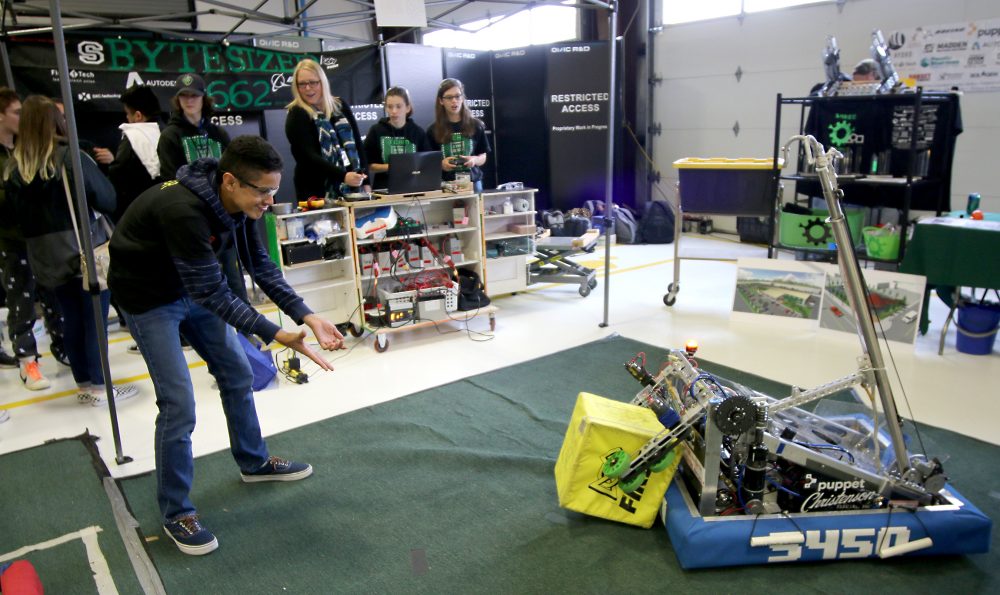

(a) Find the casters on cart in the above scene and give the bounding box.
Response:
[664,283,678,307]
[374,333,389,353]
[336,323,364,338]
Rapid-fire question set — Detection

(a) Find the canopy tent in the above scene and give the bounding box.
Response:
[1,0,608,47]
[3,0,624,464]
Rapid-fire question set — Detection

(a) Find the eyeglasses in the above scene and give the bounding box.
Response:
[442,93,463,101]
[296,80,321,89]
[229,172,279,197]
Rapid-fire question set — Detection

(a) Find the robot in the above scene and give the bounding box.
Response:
[604,136,946,541]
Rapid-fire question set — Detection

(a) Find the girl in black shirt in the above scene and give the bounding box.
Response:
[363,86,430,191]
[427,78,491,193]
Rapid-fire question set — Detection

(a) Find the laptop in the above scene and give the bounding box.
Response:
[381,151,443,196]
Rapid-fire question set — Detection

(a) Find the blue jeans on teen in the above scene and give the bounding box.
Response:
[53,281,110,385]
[123,297,270,523]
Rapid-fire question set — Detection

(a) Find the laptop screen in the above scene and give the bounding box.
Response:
[385,151,443,195]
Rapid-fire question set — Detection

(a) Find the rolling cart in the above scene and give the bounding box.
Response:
[529,229,600,297]
[664,158,784,306]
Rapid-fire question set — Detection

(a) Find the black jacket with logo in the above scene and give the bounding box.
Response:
[109,158,311,343]
[157,112,230,181]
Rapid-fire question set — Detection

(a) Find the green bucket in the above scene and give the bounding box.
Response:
[778,208,864,250]
[862,226,901,260]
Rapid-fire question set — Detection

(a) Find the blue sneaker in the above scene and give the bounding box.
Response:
[241,456,313,483]
[163,514,218,555]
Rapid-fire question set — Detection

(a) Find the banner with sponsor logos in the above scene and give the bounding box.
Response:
[888,17,1000,93]
[546,42,611,211]
[7,34,382,133]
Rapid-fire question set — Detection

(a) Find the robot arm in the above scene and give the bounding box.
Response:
[871,29,901,93]
[820,35,849,96]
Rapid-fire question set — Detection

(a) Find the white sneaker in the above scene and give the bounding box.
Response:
[87,385,140,407]
[19,360,51,391]
[0,408,10,424]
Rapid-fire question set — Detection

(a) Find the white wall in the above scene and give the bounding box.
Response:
[652,0,1000,229]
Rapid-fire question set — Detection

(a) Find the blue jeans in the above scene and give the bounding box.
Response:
[123,297,269,523]
[53,281,110,386]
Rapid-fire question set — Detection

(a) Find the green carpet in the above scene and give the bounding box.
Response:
[105,335,994,593]
[0,437,144,594]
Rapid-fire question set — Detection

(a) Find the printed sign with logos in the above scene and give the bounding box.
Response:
[888,17,1000,93]
[252,36,322,54]
[8,35,380,112]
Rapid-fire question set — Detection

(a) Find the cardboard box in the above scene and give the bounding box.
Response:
[508,223,536,235]
[554,392,678,528]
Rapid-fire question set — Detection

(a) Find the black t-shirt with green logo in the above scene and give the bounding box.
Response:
[426,120,491,183]
[362,117,431,190]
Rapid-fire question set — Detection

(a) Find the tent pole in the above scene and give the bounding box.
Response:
[599,1,618,328]
[378,32,388,95]
[49,0,131,465]
[0,40,13,90]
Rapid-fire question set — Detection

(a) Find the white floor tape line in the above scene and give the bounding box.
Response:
[0,525,118,594]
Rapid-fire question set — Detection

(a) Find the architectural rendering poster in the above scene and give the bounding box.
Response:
[732,258,926,345]
[822,269,925,345]
[732,259,826,328]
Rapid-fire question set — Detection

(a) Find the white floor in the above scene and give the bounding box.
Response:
[1,234,997,481]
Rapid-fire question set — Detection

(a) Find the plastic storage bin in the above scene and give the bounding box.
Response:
[672,157,784,216]
[779,208,863,250]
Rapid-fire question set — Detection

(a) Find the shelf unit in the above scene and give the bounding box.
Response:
[348,191,494,351]
[771,90,961,265]
[265,206,362,332]
[481,188,537,295]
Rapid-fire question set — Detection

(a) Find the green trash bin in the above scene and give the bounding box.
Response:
[862,226,901,260]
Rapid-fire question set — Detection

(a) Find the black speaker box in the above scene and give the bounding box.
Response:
[282,241,323,265]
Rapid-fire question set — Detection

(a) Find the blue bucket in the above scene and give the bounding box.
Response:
[956,302,1000,355]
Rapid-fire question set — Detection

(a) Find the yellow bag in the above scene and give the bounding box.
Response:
[555,392,680,528]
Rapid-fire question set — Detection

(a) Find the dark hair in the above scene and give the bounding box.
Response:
[219,135,283,181]
[0,87,19,114]
[853,59,881,80]
[432,78,477,143]
[170,92,215,117]
[385,86,414,118]
[121,85,161,118]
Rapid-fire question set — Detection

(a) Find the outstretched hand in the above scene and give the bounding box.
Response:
[303,314,347,351]
[274,328,333,371]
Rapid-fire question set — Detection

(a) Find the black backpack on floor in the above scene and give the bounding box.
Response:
[639,200,675,244]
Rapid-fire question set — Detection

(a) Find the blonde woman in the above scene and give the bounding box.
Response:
[5,95,138,406]
[285,58,367,199]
